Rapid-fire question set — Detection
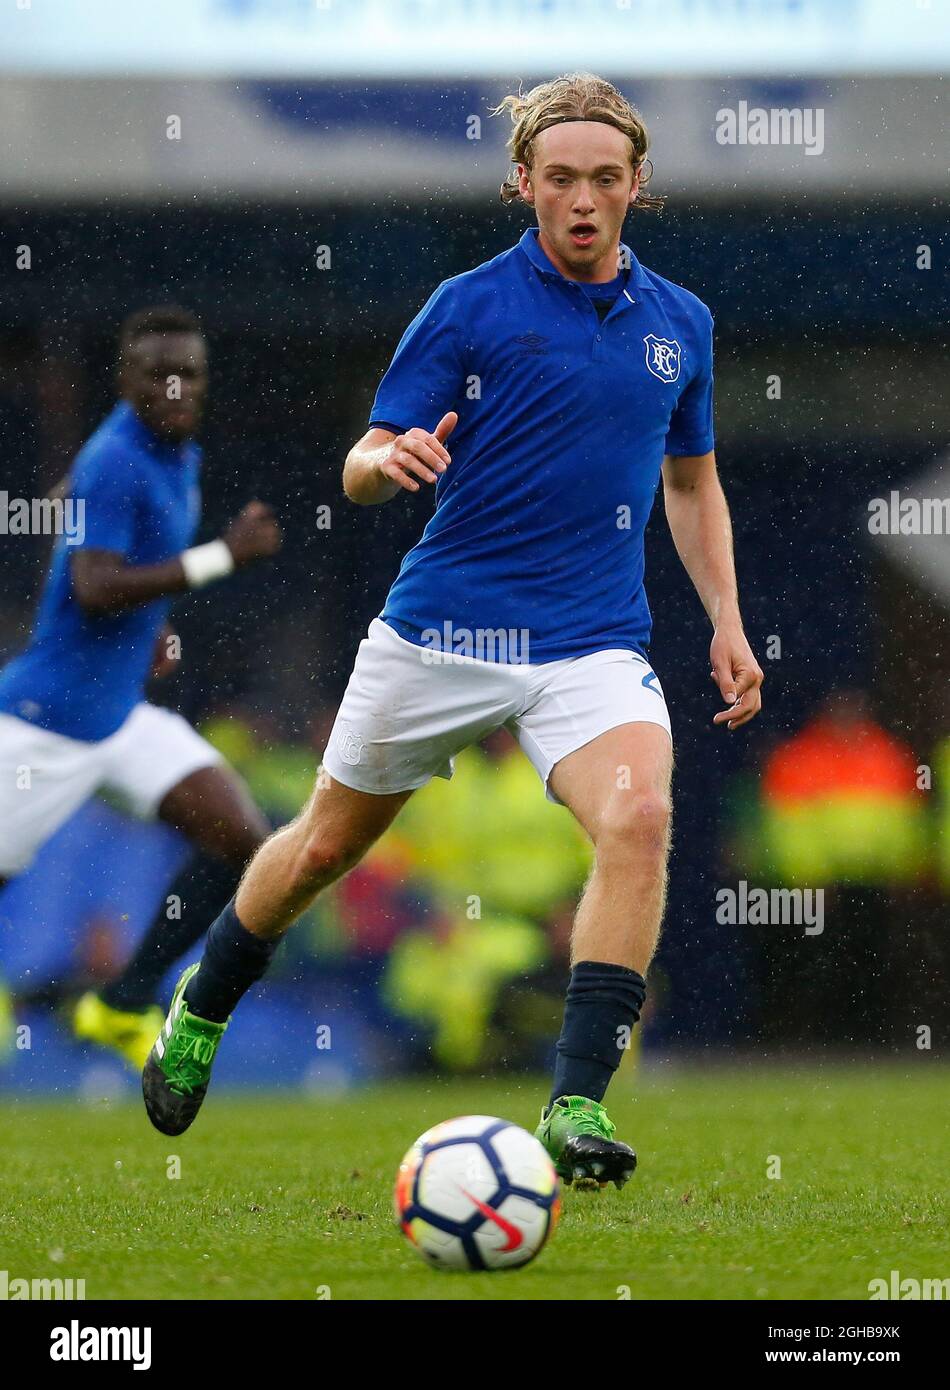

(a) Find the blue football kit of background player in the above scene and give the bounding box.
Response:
[370,227,714,663]
[0,401,201,742]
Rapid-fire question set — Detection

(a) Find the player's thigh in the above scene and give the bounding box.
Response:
[157,764,270,867]
[0,713,104,877]
[295,771,413,872]
[515,649,673,835]
[548,721,673,844]
[100,704,224,828]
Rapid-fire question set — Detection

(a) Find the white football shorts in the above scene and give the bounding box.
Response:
[322,618,672,805]
[0,702,221,876]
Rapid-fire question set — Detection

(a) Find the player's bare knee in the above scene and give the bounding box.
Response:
[292,831,360,893]
[596,792,671,861]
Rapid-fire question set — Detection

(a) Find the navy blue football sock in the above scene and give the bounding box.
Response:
[101,853,243,1013]
[183,899,278,1023]
[549,960,646,1108]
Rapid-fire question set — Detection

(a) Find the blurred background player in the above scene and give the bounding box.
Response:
[0,306,281,1066]
[142,76,764,1186]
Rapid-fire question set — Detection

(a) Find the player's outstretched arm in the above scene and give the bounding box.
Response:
[661,451,764,730]
[343,412,457,505]
[71,501,281,617]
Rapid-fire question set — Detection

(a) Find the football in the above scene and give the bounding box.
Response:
[394,1115,561,1271]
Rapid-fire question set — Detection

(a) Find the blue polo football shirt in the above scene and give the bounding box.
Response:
[371,226,714,664]
[0,401,202,741]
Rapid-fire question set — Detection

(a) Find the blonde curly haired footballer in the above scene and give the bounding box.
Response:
[493,72,663,211]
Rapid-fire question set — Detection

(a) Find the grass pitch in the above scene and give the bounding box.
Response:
[1,1064,946,1301]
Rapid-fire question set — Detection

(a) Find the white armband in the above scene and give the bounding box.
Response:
[180,539,235,588]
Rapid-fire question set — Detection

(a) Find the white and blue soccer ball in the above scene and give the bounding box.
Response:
[394,1115,561,1272]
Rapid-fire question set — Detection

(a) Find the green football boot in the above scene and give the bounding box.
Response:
[536,1095,637,1190]
[142,964,228,1136]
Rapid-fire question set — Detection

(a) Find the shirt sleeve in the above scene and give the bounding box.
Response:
[369,280,466,434]
[69,445,140,557]
[664,309,715,457]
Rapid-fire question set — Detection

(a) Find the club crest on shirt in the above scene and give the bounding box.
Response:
[643,334,682,383]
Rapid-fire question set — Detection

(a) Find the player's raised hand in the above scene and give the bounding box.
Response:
[222,501,282,566]
[381,411,457,493]
[710,625,764,730]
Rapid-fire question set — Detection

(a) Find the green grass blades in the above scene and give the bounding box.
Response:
[0,1065,947,1301]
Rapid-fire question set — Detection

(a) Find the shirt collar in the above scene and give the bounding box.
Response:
[517,226,657,295]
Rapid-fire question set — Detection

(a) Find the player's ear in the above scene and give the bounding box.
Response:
[517,164,534,205]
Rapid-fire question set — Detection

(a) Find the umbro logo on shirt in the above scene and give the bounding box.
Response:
[515,332,550,355]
